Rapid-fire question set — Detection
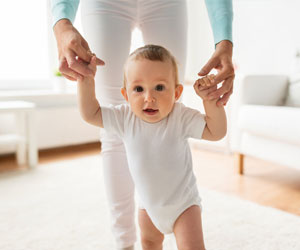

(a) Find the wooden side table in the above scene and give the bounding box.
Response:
[0,101,37,168]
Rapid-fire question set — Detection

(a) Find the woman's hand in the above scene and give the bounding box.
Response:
[53,19,105,81]
[198,40,235,106]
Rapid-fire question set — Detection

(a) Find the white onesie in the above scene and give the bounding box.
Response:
[101,102,206,234]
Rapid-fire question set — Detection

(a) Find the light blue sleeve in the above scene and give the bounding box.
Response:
[51,0,80,26]
[205,0,233,45]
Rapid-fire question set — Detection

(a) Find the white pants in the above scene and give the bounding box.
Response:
[80,0,187,248]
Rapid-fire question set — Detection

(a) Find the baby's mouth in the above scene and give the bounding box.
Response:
[143,108,158,115]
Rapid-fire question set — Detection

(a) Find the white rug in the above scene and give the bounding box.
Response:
[0,155,299,250]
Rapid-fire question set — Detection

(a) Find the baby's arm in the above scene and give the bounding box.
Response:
[77,56,104,128]
[194,75,227,141]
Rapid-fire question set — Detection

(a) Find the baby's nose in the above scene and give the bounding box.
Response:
[145,92,155,102]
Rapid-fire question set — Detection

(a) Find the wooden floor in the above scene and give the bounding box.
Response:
[1,142,300,216]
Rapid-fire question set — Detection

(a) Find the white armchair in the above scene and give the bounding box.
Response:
[231,75,300,174]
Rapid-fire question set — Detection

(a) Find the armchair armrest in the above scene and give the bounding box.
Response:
[228,74,289,153]
[238,75,289,106]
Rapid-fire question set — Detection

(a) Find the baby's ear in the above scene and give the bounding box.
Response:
[175,84,183,101]
[121,88,128,102]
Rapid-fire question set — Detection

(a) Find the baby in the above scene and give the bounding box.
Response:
[77,45,227,250]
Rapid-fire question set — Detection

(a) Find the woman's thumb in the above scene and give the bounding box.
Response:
[198,58,216,76]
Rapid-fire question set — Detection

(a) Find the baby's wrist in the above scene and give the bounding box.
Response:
[78,76,94,85]
[203,98,218,105]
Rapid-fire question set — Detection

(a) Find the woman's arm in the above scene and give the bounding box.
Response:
[51,0,79,26]
[199,0,235,107]
[204,0,233,45]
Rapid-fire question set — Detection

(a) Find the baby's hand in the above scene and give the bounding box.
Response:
[78,55,97,82]
[194,74,218,101]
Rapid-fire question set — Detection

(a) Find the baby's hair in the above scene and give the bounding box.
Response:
[123,44,179,88]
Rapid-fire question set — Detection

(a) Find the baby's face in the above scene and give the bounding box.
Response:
[121,59,182,123]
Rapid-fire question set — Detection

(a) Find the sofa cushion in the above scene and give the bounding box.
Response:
[238,105,300,146]
[285,80,300,107]
[242,75,289,106]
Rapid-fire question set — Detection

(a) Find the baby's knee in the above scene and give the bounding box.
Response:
[141,234,164,249]
[177,243,205,250]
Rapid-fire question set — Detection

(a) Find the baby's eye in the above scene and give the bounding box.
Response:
[155,84,165,91]
[134,86,143,92]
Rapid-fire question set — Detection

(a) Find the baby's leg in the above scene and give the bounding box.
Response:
[173,205,206,250]
[138,209,164,250]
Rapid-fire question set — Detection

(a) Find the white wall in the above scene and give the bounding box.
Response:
[233,0,300,75]
[186,0,300,77]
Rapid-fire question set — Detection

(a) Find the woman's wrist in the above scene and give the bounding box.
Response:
[216,40,233,51]
[53,18,73,34]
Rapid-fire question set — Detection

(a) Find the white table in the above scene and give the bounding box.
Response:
[0,101,37,168]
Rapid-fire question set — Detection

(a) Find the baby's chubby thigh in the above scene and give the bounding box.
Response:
[173,205,206,250]
[138,208,165,249]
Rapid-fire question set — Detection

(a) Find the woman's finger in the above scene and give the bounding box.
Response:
[213,64,234,84]
[80,38,105,66]
[216,87,233,106]
[59,57,83,81]
[69,38,92,63]
[65,50,93,77]
[208,75,234,100]
[198,57,218,76]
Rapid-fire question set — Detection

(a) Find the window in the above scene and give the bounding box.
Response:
[0,0,50,89]
[0,0,145,90]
